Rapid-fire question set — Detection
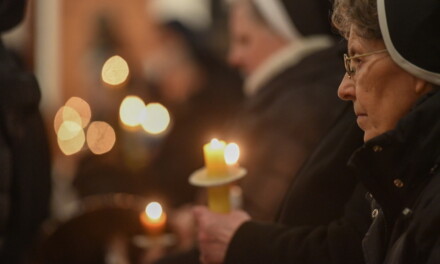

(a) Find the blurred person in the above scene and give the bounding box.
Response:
[0,0,52,263]
[225,0,354,222]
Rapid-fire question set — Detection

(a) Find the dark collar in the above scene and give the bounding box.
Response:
[349,89,440,219]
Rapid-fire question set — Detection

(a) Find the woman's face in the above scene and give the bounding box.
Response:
[227,1,287,77]
[338,26,427,141]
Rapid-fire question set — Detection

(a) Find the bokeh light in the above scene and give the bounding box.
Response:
[57,122,85,155]
[65,96,92,128]
[145,202,163,220]
[225,142,240,165]
[119,95,145,128]
[86,121,116,155]
[140,103,170,135]
[57,121,82,141]
[101,55,130,87]
[54,106,82,134]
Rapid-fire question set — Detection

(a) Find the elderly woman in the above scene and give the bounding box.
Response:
[332,0,440,263]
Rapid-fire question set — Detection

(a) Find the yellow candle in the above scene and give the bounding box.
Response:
[140,202,167,236]
[203,138,231,213]
[208,185,231,213]
[203,138,228,177]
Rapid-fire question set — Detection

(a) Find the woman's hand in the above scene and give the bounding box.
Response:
[193,206,251,264]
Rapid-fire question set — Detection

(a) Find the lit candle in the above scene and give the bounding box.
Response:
[203,138,228,177]
[140,202,167,236]
[203,139,239,213]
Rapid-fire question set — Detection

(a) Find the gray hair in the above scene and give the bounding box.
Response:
[332,0,382,39]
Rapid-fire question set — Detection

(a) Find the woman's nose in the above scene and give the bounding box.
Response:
[337,74,356,101]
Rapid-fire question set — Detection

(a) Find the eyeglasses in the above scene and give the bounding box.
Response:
[344,49,388,78]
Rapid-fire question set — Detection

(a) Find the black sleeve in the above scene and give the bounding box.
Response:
[225,183,371,264]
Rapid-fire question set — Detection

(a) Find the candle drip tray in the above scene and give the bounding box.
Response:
[189,166,247,187]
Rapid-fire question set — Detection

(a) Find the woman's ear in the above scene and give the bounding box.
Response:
[414,78,433,95]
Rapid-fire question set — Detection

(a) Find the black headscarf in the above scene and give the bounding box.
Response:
[0,0,27,32]
[378,0,440,85]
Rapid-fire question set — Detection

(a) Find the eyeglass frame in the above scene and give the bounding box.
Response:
[344,49,388,78]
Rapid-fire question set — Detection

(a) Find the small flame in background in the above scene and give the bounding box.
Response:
[101,55,130,87]
[145,202,163,220]
[224,143,240,165]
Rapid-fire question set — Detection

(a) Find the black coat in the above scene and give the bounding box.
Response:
[229,44,356,221]
[350,90,440,264]
[224,44,371,264]
[0,40,51,263]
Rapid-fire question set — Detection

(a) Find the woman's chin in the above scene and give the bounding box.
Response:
[363,129,381,142]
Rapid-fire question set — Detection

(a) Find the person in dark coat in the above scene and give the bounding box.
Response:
[191,0,371,264]
[331,0,440,263]
[0,0,52,263]
[225,0,351,221]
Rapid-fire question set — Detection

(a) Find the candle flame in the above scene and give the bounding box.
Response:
[210,138,223,149]
[145,202,163,220]
[225,143,240,165]
[140,103,171,135]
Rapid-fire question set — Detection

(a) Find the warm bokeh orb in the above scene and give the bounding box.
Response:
[86,121,116,155]
[119,96,145,128]
[57,120,82,141]
[65,96,92,128]
[54,106,82,134]
[140,103,170,135]
[57,122,85,155]
[101,55,130,87]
